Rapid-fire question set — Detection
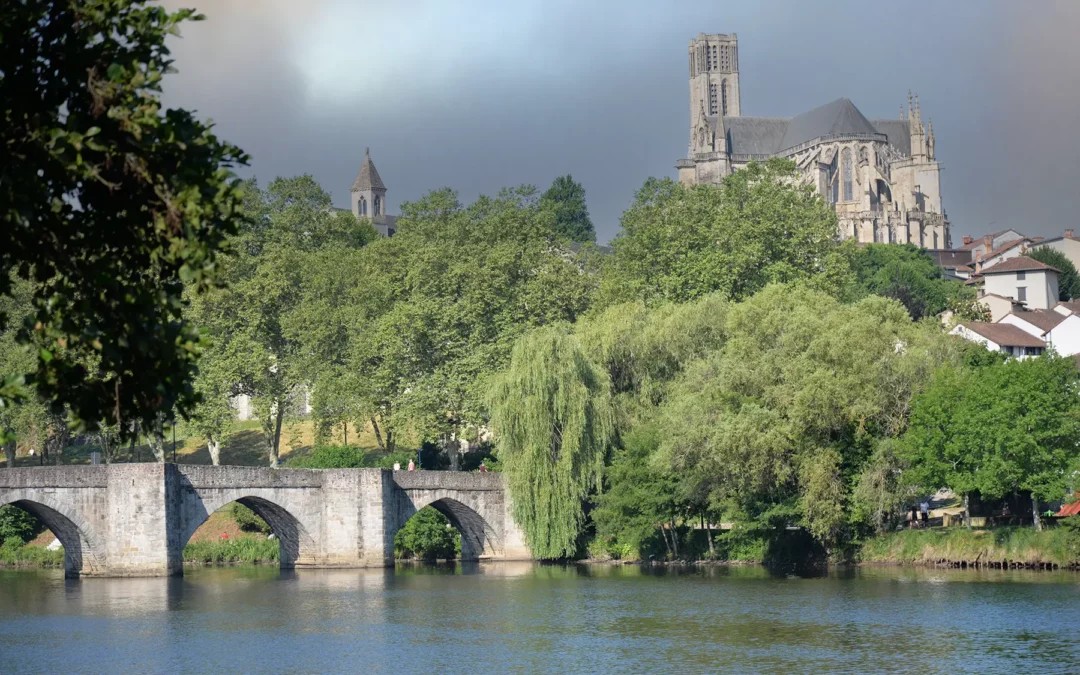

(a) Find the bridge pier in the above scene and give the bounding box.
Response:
[0,464,530,577]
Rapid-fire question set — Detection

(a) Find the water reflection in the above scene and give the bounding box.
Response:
[1,564,1078,675]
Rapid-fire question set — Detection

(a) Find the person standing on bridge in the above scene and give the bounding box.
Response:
[407,459,415,471]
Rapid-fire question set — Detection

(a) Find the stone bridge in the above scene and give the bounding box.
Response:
[0,464,530,577]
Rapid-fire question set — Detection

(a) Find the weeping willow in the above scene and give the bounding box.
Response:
[488,326,614,559]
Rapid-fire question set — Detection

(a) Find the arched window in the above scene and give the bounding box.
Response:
[358,197,367,216]
[842,147,853,202]
[721,79,728,116]
[374,196,381,216]
[708,83,718,115]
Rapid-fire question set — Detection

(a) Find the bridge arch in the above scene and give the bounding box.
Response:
[397,492,501,561]
[178,491,319,569]
[0,493,106,577]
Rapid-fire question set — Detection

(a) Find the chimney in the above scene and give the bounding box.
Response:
[1067,229,1075,239]
[975,250,983,274]
[962,236,973,245]
[983,234,993,250]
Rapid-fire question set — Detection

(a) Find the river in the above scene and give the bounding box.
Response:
[1,563,1078,674]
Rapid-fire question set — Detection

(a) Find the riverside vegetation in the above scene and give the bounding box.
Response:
[4,1,1080,571]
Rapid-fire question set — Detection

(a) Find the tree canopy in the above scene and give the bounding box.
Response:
[1027,246,1080,301]
[847,243,975,320]
[1,1,247,439]
[542,175,595,242]
[599,159,849,306]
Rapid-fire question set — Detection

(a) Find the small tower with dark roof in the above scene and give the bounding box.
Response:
[351,147,388,225]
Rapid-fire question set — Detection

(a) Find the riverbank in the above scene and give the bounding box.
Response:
[857,526,1080,569]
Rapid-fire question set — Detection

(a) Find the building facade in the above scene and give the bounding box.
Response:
[676,32,949,248]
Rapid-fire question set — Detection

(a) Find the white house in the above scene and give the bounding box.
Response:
[949,322,1046,359]
[1052,300,1080,317]
[975,292,1028,323]
[979,256,1060,311]
[1031,230,1080,271]
[998,309,1080,357]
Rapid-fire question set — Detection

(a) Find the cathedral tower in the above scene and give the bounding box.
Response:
[351,147,387,223]
[688,32,741,133]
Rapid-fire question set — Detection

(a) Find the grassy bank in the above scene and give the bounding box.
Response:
[0,540,64,568]
[858,526,1080,568]
[182,537,280,564]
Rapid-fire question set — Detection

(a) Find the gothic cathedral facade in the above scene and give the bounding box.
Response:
[676,33,950,248]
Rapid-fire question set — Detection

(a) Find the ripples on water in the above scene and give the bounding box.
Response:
[1,563,1078,675]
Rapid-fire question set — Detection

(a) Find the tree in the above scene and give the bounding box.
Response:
[599,159,849,306]
[541,175,595,242]
[904,355,1080,531]
[339,187,597,462]
[184,354,235,466]
[1028,247,1080,301]
[394,507,460,560]
[847,243,974,320]
[654,284,960,548]
[1,1,247,438]
[488,327,614,559]
[189,176,371,466]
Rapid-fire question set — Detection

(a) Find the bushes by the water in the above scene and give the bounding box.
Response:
[0,536,64,567]
[182,537,279,564]
[229,503,271,534]
[858,521,1080,567]
[0,505,42,543]
[394,507,460,560]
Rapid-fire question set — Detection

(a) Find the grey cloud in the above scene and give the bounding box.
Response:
[160,0,1079,243]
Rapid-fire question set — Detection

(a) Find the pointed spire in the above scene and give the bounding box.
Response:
[351,147,386,192]
[900,104,905,120]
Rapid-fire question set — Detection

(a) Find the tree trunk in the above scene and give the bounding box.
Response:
[447,435,460,471]
[207,436,221,466]
[963,493,971,529]
[150,418,166,463]
[659,523,673,559]
[267,403,284,468]
[371,417,385,450]
[343,421,348,448]
[705,514,715,558]
[4,440,14,468]
[1032,494,1042,532]
[386,429,395,453]
[669,517,680,558]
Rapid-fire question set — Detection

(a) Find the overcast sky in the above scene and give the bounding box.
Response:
[160,0,1080,244]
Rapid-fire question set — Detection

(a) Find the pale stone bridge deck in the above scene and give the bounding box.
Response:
[0,464,529,577]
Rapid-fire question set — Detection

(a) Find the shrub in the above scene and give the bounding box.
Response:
[229,503,271,534]
[287,445,369,468]
[0,505,42,544]
[394,507,460,560]
[182,537,279,564]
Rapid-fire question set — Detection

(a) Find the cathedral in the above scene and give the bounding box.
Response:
[350,147,397,237]
[676,33,950,248]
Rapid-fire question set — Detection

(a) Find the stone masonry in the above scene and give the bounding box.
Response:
[0,464,530,577]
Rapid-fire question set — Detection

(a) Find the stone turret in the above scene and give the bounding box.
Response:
[909,92,927,160]
[350,147,387,223]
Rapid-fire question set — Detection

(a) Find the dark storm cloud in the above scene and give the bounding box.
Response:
[161,0,1079,243]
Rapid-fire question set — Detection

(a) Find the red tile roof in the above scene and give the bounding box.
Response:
[958,322,1047,348]
[980,255,1060,275]
[1056,497,1080,517]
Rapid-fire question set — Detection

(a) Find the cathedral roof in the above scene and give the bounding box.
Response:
[778,98,879,151]
[351,148,386,192]
[721,98,918,158]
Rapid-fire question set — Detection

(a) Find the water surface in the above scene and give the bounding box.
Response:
[1,563,1078,674]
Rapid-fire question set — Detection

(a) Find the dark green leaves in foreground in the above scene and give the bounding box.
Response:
[1,1,248,438]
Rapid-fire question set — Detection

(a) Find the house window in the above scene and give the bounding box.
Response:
[1017,271,1026,280]
[721,79,728,115]
[709,83,718,115]
[842,148,853,201]
[1017,286,1027,302]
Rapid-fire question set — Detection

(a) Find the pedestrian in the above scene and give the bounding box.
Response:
[910,504,919,528]
[393,462,401,471]
[479,461,487,473]
[407,459,415,471]
[920,501,930,526]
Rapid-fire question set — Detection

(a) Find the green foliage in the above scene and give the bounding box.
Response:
[858,525,1080,566]
[541,175,595,242]
[1027,247,1080,301]
[394,507,460,560]
[600,159,848,306]
[592,425,679,559]
[287,445,370,469]
[229,503,271,534]
[488,326,614,559]
[182,537,279,564]
[903,354,1080,503]
[655,284,960,545]
[0,505,42,544]
[1,1,247,437]
[847,243,973,320]
[0,539,64,568]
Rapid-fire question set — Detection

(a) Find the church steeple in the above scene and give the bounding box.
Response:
[350,147,387,222]
[908,91,927,160]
